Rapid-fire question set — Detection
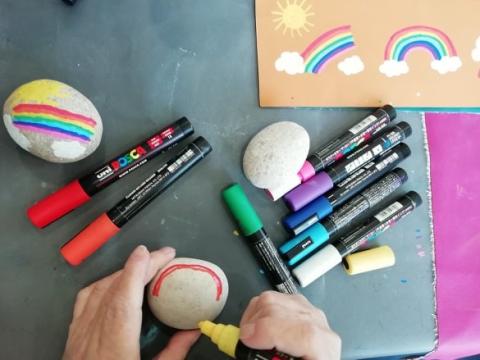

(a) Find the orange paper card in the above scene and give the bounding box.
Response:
[255,0,480,108]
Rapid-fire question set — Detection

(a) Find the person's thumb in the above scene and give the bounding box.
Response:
[113,245,151,308]
[240,318,318,359]
[154,330,200,360]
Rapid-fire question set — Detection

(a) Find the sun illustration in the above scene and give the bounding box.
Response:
[272,0,315,37]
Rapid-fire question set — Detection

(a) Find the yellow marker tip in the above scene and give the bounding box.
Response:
[198,320,216,337]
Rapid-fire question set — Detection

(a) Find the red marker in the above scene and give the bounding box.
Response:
[27,117,194,228]
[61,137,212,266]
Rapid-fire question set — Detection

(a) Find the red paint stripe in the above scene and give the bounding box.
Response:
[12,104,97,126]
[151,264,223,301]
[301,25,351,59]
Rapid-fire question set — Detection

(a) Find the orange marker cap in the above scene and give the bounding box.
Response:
[60,213,120,266]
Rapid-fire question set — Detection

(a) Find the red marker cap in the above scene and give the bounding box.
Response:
[27,180,91,228]
[60,213,120,266]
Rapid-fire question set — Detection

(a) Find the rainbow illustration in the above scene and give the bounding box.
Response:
[11,103,97,143]
[384,26,457,61]
[301,25,355,73]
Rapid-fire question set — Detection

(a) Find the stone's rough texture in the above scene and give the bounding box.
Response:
[243,121,310,189]
[148,258,229,330]
[3,79,103,163]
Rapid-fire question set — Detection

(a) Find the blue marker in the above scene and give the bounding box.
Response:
[283,143,411,235]
[279,168,408,266]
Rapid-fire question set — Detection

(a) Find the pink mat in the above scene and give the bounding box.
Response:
[425,113,480,359]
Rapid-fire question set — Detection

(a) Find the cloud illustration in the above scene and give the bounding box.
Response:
[379,60,409,77]
[338,55,365,75]
[472,36,480,62]
[275,51,305,75]
[430,56,462,74]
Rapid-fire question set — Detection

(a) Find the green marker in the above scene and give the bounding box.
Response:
[222,184,298,294]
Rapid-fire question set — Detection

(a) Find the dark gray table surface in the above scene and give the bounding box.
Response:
[0,0,436,359]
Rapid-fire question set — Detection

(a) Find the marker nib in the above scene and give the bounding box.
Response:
[198,320,216,337]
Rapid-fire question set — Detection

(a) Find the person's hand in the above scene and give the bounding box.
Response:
[63,245,200,360]
[239,291,341,360]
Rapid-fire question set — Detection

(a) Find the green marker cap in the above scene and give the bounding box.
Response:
[222,184,264,236]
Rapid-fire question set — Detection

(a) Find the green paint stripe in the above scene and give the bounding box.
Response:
[305,35,354,72]
[393,34,448,60]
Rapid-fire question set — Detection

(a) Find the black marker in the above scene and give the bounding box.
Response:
[284,122,412,211]
[267,105,397,200]
[279,169,408,266]
[61,137,212,266]
[222,184,298,294]
[282,143,411,233]
[199,321,299,360]
[308,105,397,171]
[28,117,194,228]
[292,192,422,287]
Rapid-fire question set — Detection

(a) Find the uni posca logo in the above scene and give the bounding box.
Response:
[111,146,147,171]
[96,165,114,180]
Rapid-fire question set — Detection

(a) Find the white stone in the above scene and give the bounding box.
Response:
[148,258,229,330]
[243,121,310,189]
[3,79,103,163]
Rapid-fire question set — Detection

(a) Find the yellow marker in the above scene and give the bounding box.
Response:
[198,321,298,360]
[343,245,395,275]
[198,321,239,358]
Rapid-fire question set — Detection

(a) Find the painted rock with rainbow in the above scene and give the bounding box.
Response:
[148,257,229,330]
[3,79,103,163]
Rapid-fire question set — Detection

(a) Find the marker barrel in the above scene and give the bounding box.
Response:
[282,143,411,234]
[236,341,299,360]
[325,143,410,207]
[27,117,194,228]
[266,105,396,200]
[222,184,298,294]
[325,122,411,183]
[199,321,299,360]
[61,137,212,266]
[280,169,408,266]
[322,168,408,236]
[292,192,422,287]
[337,192,422,256]
[307,105,396,172]
[284,122,412,211]
[247,229,299,294]
[107,137,211,226]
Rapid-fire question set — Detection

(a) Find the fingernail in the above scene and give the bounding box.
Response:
[163,246,176,255]
[240,323,256,340]
[132,245,149,258]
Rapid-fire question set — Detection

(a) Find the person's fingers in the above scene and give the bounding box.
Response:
[74,272,123,320]
[154,330,200,360]
[239,296,259,328]
[240,316,324,359]
[72,246,174,320]
[111,245,151,308]
[240,291,298,328]
[72,287,92,319]
[145,247,176,284]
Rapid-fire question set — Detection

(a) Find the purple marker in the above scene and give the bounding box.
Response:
[267,105,396,200]
[283,122,412,211]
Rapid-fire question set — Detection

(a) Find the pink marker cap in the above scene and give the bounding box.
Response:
[265,161,316,201]
[298,161,316,182]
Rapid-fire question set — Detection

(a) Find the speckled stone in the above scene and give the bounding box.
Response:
[243,121,310,189]
[147,258,229,330]
[3,79,103,163]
